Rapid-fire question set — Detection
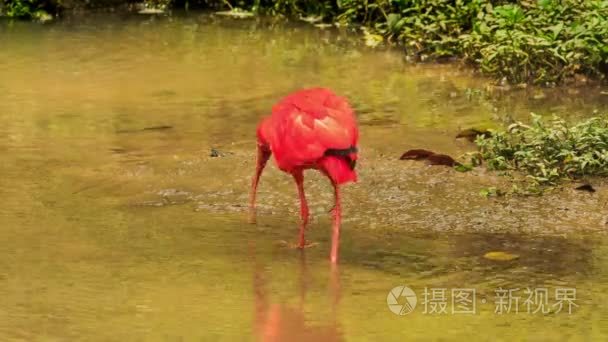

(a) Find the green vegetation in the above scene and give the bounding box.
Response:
[474,114,608,186]
[461,1,608,84]
[2,0,607,84]
[179,0,607,85]
[1,0,54,19]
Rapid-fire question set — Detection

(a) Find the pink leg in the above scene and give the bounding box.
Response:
[329,262,341,312]
[292,170,309,248]
[250,144,271,223]
[330,182,341,263]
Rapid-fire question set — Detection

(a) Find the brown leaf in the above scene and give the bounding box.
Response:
[427,154,459,167]
[399,149,436,160]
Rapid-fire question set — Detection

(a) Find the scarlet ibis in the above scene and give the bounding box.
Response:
[250,88,359,263]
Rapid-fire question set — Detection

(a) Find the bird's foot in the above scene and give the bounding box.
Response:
[277,240,319,249]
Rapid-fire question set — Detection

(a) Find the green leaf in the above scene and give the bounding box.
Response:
[454,164,474,172]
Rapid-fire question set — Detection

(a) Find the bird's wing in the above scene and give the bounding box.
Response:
[269,89,358,167]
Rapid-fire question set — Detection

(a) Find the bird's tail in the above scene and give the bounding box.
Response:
[256,117,272,147]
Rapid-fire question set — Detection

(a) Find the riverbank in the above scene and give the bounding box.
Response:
[2,0,607,86]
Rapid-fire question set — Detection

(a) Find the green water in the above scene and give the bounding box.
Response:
[1,12,608,341]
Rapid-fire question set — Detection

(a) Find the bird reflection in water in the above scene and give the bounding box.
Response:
[252,253,344,342]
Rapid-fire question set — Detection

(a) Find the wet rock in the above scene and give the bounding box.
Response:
[215,10,254,18]
[456,128,492,142]
[156,188,193,205]
[299,15,322,24]
[210,148,224,157]
[138,8,165,14]
[157,189,191,197]
[209,148,235,158]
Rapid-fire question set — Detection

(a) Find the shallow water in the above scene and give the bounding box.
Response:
[1,12,608,341]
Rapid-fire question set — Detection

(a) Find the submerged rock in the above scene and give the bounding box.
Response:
[142,125,172,131]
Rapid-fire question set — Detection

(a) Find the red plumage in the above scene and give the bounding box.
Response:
[250,88,359,263]
[257,88,358,183]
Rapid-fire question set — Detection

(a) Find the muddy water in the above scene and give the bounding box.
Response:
[1,12,608,341]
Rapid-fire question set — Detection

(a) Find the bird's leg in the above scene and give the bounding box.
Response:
[249,144,271,223]
[330,182,341,264]
[293,170,310,248]
[329,262,341,316]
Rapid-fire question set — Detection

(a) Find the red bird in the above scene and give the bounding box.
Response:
[250,88,359,263]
